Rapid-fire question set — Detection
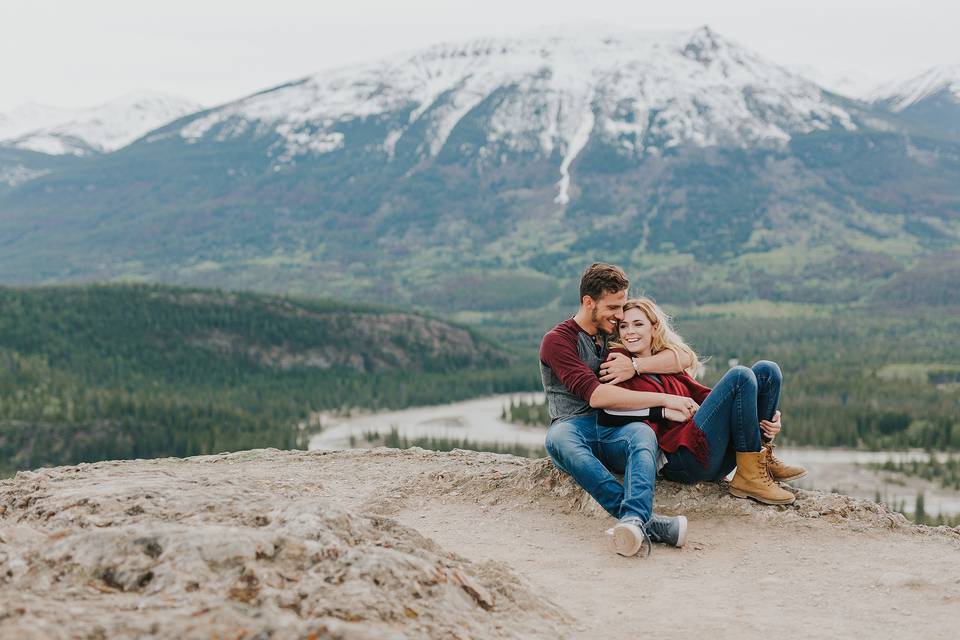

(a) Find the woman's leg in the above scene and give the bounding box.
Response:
[661,363,796,503]
[751,360,806,480]
[752,360,782,434]
[695,365,763,457]
[661,366,762,483]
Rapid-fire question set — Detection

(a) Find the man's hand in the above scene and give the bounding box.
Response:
[662,394,699,419]
[760,410,782,439]
[663,407,689,422]
[599,352,636,384]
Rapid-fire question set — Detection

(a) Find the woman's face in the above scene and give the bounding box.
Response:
[618,307,654,357]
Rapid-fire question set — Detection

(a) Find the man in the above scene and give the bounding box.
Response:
[540,263,698,556]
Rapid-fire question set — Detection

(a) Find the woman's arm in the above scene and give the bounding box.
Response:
[599,347,694,383]
[636,346,694,374]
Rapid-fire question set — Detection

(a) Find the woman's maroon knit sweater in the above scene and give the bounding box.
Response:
[608,349,713,467]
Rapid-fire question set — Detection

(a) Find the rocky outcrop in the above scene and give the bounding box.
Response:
[0,450,565,639]
[1,448,957,639]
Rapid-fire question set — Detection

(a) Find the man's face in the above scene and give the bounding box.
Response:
[588,289,627,335]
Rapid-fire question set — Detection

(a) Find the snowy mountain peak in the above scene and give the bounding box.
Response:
[176,27,858,203]
[0,103,74,141]
[681,25,725,64]
[867,64,960,111]
[0,91,202,156]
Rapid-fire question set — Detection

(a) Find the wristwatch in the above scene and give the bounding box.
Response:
[632,357,642,376]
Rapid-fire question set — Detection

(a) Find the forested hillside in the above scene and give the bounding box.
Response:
[496,303,960,451]
[0,285,530,474]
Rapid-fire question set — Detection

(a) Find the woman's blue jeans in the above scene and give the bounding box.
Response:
[545,413,658,522]
[662,361,782,484]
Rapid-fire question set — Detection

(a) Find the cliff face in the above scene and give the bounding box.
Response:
[1,448,958,639]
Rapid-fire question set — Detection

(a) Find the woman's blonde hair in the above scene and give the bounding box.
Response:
[610,297,705,378]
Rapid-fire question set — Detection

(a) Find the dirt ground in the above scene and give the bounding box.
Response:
[2,448,959,639]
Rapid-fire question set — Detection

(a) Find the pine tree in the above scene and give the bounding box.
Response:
[914,491,926,524]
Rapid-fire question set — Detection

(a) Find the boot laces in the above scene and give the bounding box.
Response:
[758,453,775,486]
[767,446,784,468]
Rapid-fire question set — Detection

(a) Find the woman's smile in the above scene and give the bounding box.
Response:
[618,307,654,357]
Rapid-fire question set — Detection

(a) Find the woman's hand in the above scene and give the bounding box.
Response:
[760,410,782,439]
[663,394,699,419]
[663,407,689,422]
[599,352,635,384]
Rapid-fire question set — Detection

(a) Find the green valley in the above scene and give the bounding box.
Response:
[0,284,529,475]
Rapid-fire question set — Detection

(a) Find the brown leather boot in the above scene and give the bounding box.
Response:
[765,442,807,482]
[729,449,796,505]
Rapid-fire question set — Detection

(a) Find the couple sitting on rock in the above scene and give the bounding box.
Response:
[540,263,806,557]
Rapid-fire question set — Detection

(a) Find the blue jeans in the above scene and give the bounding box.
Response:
[662,361,782,484]
[545,413,658,522]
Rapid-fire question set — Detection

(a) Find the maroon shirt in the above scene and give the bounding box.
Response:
[607,348,712,467]
[539,318,605,423]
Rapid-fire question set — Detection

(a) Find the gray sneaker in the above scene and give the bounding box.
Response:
[607,516,653,557]
[646,513,688,548]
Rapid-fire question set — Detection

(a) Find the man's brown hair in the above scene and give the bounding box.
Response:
[579,262,629,301]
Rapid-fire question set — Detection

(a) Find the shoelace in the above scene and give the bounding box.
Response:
[637,523,653,558]
[755,456,775,486]
[767,446,784,468]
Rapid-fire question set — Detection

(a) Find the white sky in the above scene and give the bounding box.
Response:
[1,0,957,112]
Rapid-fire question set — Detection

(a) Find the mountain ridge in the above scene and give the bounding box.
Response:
[1,27,958,310]
[0,91,202,156]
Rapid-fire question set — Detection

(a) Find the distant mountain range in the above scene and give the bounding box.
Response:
[0,91,201,157]
[1,27,958,310]
[867,64,960,140]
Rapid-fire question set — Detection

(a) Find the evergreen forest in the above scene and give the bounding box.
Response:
[0,284,528,475]
[2,284,958,477]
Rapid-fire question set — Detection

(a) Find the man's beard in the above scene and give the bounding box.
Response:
[591,307,611,336]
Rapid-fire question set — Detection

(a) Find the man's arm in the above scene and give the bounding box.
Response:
[589,384,698,418]
[599,347,695,383]
[539,330,604,402]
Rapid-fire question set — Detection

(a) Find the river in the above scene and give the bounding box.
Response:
[308,393,960,518]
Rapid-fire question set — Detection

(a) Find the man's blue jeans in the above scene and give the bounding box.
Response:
[662,361,782,484]
[545,413,658,522]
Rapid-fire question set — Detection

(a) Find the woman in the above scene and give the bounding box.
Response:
[599,298,806,504]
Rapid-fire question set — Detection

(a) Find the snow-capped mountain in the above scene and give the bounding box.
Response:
[0,103,76,141]
[866,64,960,140]
[784,65,879,100]
[174,26,857,203]
[0,92,202,156]
[867,64,960,112]
[1,26,957,309]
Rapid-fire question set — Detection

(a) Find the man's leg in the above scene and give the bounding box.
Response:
[596,421,659,522]
[599,422,688,551]
[545,415,628,519]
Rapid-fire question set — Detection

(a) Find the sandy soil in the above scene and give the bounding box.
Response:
[2,448,959,639]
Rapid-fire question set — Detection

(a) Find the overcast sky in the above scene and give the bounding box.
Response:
[1,0,957,112]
